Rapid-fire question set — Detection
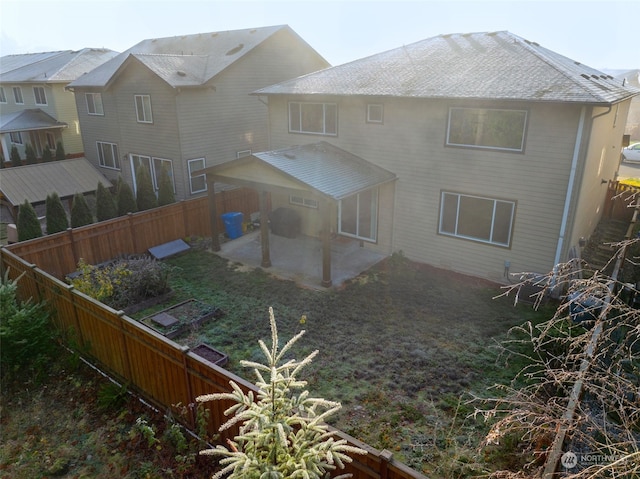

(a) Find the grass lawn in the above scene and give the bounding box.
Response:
[133,248,556,477]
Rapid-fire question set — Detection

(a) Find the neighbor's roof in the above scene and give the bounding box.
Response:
[0,49,119,83]
[254,31,640,105]
[206,141,396,200]
[67,25,326,89]
[0,109,67,133]
[0,157,112,207]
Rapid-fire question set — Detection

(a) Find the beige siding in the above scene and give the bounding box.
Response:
[267,95,585,281]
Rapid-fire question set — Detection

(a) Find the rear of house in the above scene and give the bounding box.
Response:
[253,31,639,282]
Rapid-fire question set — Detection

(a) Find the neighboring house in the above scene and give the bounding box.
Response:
[66,25,329,201]
[0,49,119,163]
[206,31,640,284]
[614,69,640,141]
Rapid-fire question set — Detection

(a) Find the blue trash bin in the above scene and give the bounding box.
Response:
[221,212,244,239]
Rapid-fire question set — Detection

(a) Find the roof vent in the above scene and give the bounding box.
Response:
[581,74,590,80]
[284,153,296,159]
[574,61,581,65]
[226,43,244,56]
[250,29,257,34]
[177,70,186,77]
[487,31,498,36]
[211,33,218,37]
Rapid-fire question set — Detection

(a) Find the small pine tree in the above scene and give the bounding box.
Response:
[116,177,137,216]
[197,307,366,479]
[96,182,117,221]
[70,193,94,228]
[55,141,66,161]
[41,147,53,162]
[157,165,175,207]
[10,145,22,167]
[45,192,69,234]
[25,143,37,165]
[17,200,43,241]
[135,166,157,212]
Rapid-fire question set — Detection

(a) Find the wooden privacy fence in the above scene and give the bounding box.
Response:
[605,180,639,222]
[1,204,426,479]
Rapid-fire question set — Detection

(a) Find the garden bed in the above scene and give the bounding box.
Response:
[140,299,224,339]
[191,343,229,367]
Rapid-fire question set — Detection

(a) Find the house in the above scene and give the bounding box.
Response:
[66,25,329,201]
[202,31,640,285]
[0,49,119,163]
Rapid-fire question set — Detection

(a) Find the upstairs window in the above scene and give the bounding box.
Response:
[13,87,23,104]
[447,107,527,152]
[97,141,120,169]
[33,86,47,105]
[289,101,337,135]
[0,87,6,103]
[188,158,207,194]
[367,104,383,123]
[439,191,515,247]
[135,94,153,123]
[86,93,104,115]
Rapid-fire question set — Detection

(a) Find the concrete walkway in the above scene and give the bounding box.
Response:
[216,230,386,289]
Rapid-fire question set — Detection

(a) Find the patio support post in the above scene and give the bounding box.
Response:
[321,200,332,288]
[259,190,271,268]
[207,177,220,251]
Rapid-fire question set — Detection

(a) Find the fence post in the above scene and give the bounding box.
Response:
[66,284,86,348]
[379,449,393,479]
[180,345,197,430]
[67,227,79,266]
[116,310,134,382]
[181,200,189,238]
[128,213,139,253]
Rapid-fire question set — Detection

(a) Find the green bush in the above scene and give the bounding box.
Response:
[25,143,37,165]
[71,193,93,228]
[135,166,157,212]
[95,182,117,222]
[46,192,69,234]
[116,177,137,216]
[157,165,176,207]
[55,141,66,161]
[17,200,43,241]
[41,147,53,162]
[0,271,56,381]
[10,145,22,167]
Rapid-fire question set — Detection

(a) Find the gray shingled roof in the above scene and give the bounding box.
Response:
[253,141,396,200]
[0,109,67,133]
[0,157,112,207]
[254,31,640,105]
[67,25,315,89]
[0,49,119,83]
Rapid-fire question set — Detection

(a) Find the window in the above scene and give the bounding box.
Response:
[152,158,174,192]
[0,87,6,103]
[86,93,104,115]
[13,87,23,104]
[447,107,527,152]
[367,104,383,123]
[97,141,120,169]
[33,86,47,105]
[439,191,515,247]
[289,101,337,135]
[46,132,56,150]
[188,158,207,194]
[10,132,23,144]
[289,195,318,208]
[135,94,153,123]
[338,188,378,242]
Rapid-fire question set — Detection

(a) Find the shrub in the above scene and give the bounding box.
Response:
[116,177,137,216]
[96,182,117,222]
[135,166,157,212]
[41,147,53,162]
[55,141,66,161]
[25,143,37,165]
[10,145,22,167]
[17,200,43,241]
[45,192,69,234]
[197,307,366,479]
[70,193,93,228]
[157,165,176,207]
[0,271,56,381]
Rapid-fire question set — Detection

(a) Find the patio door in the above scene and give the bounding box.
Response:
[338,188,378,242]
[130,154,152,196]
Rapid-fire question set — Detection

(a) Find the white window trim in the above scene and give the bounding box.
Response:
[86,92,104,116]
[289,195,318,209]
[97,141,120,170]
[0,87,7,103]
[438,191,515,247]
[446,107,528,152]
[367,103,384,124]
[188,158,207,194]
[10,131,23,144]
[13,87,23,104]
[288,101,337,136]
[135,94,153,123]
[338,188,378,242]
[151,157,174,192]
[33,86,47,105]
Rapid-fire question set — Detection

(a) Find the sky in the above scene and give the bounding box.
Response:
[1,0,639,72]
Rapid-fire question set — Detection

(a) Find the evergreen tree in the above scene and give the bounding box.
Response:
[17,200,43,241]
[157,165,176,207]
[41,147,53,162]
[96,182,117,221]
[116,177,137,216]
[135,166,157,212]
[25,143,37,165]
[45,192,69,234]
[10,145,22,167]
[55,141,66,161]
[70,193,93,228]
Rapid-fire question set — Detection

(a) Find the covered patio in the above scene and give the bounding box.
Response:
[199,141,396,288]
